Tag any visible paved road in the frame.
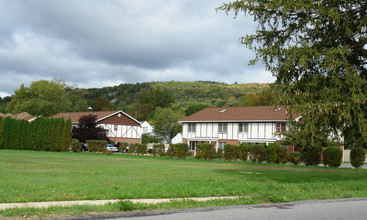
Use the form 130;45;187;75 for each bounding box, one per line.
52;198;367;220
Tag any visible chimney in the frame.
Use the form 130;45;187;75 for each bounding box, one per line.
88;107;93;112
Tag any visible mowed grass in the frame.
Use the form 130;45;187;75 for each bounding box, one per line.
1;149;367;204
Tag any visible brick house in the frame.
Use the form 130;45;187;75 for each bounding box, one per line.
52;110;141;144
179;106;299;153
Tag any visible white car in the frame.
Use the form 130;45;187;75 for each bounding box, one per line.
106;144;118;152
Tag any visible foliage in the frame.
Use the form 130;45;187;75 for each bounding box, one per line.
88;97;115;111
238;143;249;162
302;146;323;166
129;143;137;154
166;144;175;157
72;114;108;143
6;79;85;117
265;143;280;164
0;116;71;151
185;104;209;116
217;147;223;160
118;142;129;152
323;146;343;167
71;139;81;152
0;117;4;148
172;143;189;159
249;144;265;163
142;133;162;144
290;152;302;165
218;1;367;147
277;146;289;164
86;140;107;153
152;107;184;144
195;143;216;160
135;144;148;155
350;147;367;168
224;144;238;161
152;144;165;157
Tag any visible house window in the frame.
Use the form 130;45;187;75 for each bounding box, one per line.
189;141;196;150
188;123;196;133
114;125;118;131
219;142;227;149
276;122;286;132
218;123;228;133
238;123;248;133
143;127;147;132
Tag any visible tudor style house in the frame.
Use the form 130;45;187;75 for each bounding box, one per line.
179;106;297;153
52;109;142;144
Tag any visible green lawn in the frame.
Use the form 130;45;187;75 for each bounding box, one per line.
1;149;367;205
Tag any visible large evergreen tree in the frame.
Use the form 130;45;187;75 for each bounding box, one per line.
219;0;367;147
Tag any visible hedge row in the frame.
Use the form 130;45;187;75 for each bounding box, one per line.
152;144;165;157
0;116;72;151
129;143;148;155
166;143;189;159
196;143;216;160
86;140;108;153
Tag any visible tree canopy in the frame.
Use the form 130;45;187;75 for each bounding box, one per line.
72;114;108;143
152;107;185;144
218;0;367;147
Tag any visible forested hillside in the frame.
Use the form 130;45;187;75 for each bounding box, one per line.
2;80;271;121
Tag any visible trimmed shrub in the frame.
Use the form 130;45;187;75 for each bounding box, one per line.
195;143;216;160
153;144;166;157
350;147;367;168
265;142;280;163
238;143;249;162
129;143;137;154
322;146;343;167
249;144;265;163
71;139;81;152
119;142;129;152
217;148;223;160
277;146;289;164
167;144;175;157
224;144;238;161
302;145;322;166
172;143;189;159
86;140;108;153
290;152;301;165
136;144;148;155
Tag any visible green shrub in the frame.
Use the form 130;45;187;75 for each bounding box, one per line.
323;146;343;167
136;144;147;155
71;139;81;152
147;148;153;154
224;144;238;161
217;148;223;160
238;143;249;162
195;143;216;160
86;140;108;153
249;144;265;163
119;142;129;152
302;145;322;166
167;144;175;157
277;146;289;164
172;143;189;159
350;147;366;168
290;152;301;165
265;142;280;163
152;144;165;157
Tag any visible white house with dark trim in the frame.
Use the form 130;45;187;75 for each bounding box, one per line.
179;106;299;153
52;110;142;144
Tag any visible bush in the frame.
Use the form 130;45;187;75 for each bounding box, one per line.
119;142;129;152
302;145;322;166
195;143;216;160
129;143;137;154
290;152;301;165
172;143;189;159
265;143;280;163
249;144;265;163
86;140;108;153
152;144;165;157
323;146;343;167
167;144;175;157
147;148;153;154
136;144;148;155
224;144;238;161
217;148;223;160
71;139;81;152
277;146;289;164
238;143;249;162
350;147;366;168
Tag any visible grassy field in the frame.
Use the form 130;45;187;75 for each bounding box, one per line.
1;149;367;217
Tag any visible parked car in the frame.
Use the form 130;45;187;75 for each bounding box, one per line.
81;143;88;152
107;144;118;152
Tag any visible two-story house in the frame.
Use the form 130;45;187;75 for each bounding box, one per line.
180;106;297;153
52;109;142;144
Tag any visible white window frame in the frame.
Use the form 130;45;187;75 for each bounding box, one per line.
238;122;248;133
189;141;196;150
188;123;196;133
114;125;118;131
219;142;227;149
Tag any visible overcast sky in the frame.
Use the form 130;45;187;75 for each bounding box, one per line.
0;0;274;98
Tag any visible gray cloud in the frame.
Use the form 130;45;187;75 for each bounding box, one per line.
0;0;273;97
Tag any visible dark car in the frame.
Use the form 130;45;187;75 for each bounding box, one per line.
81;143;88;152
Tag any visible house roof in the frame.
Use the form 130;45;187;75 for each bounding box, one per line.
51;110;141;125
179;106;294;122
0;112;37;121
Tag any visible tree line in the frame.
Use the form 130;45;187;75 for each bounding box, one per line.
0;116;72;151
